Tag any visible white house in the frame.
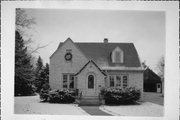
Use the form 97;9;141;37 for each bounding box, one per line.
49;38;144;103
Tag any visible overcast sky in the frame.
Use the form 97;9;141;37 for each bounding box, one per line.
25;9;165;73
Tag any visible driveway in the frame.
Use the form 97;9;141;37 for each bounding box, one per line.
14;95;89;115
100;102;163;116
141;92;164;105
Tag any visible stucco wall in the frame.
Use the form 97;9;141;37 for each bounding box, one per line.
49;39;88;90
76;62;105;97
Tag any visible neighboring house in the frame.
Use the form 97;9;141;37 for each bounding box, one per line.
49;38;144;102
143;67;162;93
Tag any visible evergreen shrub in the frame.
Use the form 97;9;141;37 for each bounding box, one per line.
39;83;51;102
100;87;141;105
49;89;75;103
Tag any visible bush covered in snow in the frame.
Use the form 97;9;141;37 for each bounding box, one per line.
39;83;51;102
49;89;75;103
100;87;141;105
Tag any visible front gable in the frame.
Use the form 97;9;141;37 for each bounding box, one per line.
50;38;88;60
75;60;106;76
49;38;89;89
75;60;106;96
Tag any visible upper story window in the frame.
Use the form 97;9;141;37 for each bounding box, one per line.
112;47;124;63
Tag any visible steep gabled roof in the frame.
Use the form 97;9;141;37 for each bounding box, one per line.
75;42;141;67
74;60;106;76
50;38;142;68
144;67;161;83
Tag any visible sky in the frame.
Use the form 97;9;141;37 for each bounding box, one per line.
25;9;165;73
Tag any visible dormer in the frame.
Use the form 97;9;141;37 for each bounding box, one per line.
111;46;124;63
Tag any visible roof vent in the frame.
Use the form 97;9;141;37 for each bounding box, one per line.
104;38;108;43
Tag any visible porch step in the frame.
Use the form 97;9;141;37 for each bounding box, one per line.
79;97;101;106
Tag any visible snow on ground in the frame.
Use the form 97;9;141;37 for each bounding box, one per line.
99;102;163;117
14;95;89;115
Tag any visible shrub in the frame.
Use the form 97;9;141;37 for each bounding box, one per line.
49;89;75;103
39;83;51;102
100;87;141;105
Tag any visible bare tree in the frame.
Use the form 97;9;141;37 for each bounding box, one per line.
16;8;49;54
156;56;165;80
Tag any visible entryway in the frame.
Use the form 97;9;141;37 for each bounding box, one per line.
85;73;96;96
157;83;161;93
79;73;100;106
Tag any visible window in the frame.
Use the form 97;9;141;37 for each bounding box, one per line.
109;75;115;87
62;74;74;89
69;75;74;88
88;75;94;89
109;75;128;88
115;51;121;63
112;47;123;63
157;84;161;88
63;74;68;88
122;76;128;87
116;75;121;87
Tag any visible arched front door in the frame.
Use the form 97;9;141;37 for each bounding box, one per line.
86;74;96;96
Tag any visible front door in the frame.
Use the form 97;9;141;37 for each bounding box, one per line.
157;83;161;93
86;74;96;96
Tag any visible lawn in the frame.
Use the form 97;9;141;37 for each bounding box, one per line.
99;92;164;116
14;92;164;116
14;95;89;115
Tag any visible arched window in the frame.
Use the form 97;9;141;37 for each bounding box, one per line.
115;51;121;63
112;47;124;63
88;75;94;89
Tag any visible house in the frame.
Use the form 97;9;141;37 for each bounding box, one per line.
143;67;162;93
49;38;144;103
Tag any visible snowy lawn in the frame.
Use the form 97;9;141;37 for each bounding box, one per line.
14;95;89;115
100;102;163;117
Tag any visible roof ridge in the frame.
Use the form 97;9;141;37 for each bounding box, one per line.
74;42;134;44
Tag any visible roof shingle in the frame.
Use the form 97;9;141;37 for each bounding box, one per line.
75;42;141;67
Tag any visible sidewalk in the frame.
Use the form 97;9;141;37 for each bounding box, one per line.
80;106;112;116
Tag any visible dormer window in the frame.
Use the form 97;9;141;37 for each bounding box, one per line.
112;46;124;63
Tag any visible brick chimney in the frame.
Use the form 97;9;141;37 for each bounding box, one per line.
104;38;108;43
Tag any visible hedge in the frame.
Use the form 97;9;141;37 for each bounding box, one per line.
100;87;141;105
39;88;75;103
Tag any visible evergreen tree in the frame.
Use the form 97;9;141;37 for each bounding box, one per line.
44;63;49;83
34;56;44;93
35;56;50;92
36;56;43;73
15;31;35;96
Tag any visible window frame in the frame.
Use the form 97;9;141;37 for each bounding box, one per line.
62;73;75;89
109;74;128;88
109;75;115;87
115;51;121;63
112;47;124;63
88;75;94;89
62;74;68;88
